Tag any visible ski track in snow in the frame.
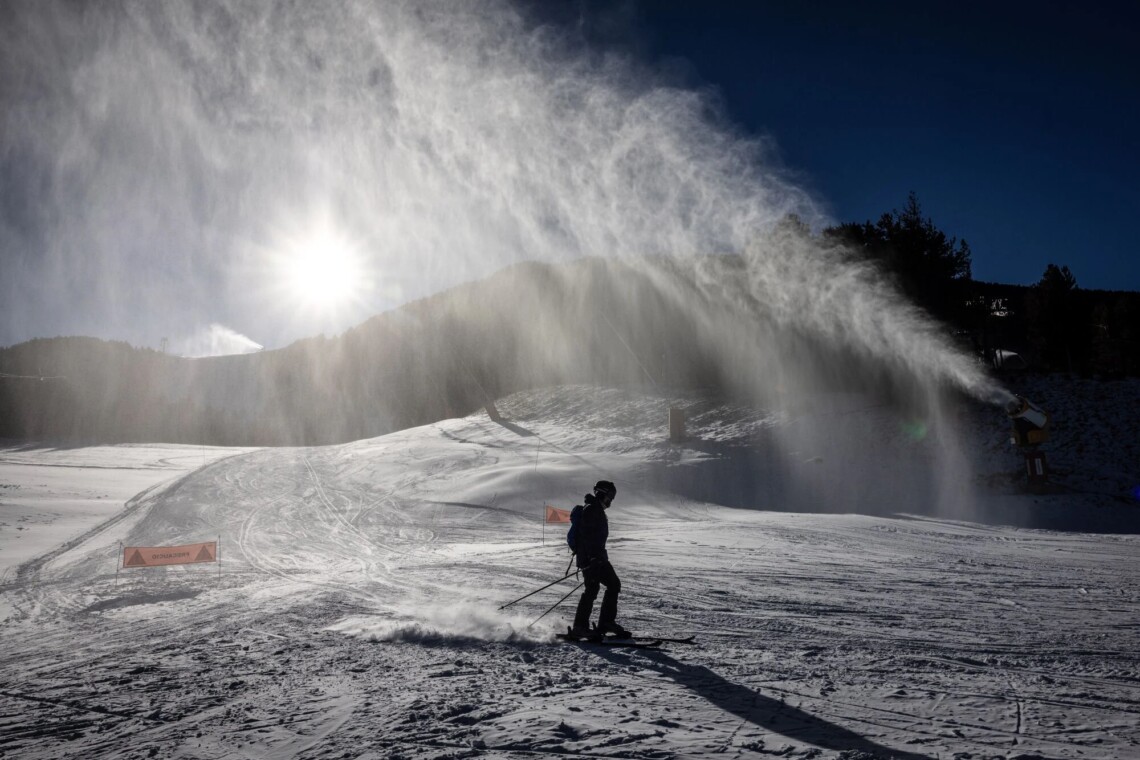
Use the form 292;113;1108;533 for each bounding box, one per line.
1;386;1138;759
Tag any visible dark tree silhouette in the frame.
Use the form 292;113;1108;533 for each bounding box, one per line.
1026;263;1084;373
824;192;973;324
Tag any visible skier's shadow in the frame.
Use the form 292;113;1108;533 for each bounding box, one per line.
585;649;934;760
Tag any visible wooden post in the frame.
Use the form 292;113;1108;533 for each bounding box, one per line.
669;406;686;443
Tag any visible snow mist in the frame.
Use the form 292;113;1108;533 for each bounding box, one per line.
329;601;550;645
1;0;1009;516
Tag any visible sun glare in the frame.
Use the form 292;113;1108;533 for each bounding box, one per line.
283;227;365;310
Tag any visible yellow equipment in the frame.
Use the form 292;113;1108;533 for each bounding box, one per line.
1007;395;1050;447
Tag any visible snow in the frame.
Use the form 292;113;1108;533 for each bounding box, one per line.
1;379;1138;759
0;443;253;583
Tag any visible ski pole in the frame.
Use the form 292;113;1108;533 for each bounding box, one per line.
527;581;584;628
564;552;575;576
498;571;578;610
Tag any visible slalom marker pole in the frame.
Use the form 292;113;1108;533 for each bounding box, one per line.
498;571;577;610
527;581;584;628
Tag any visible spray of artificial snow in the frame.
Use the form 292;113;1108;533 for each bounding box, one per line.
1;0;1014;519
177;324;264;358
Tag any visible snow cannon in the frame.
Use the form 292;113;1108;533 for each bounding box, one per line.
1007;396;1050;492
1006;396;1049;448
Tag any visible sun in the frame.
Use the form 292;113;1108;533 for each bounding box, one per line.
282;226;365;310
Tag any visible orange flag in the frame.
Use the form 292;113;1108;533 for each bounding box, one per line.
544;506;571;523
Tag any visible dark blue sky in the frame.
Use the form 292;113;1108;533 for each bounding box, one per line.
558;0;1139;290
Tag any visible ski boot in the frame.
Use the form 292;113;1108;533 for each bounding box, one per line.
567;625;603;642
596;621;632;639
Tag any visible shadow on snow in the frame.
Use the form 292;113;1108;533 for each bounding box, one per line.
588;647;935;760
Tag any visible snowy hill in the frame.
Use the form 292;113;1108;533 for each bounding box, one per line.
1;381;1138;758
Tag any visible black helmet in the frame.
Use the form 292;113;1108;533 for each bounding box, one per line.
593;480;616;501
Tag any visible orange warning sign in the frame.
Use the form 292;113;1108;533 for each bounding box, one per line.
544;506;571;523
123;541;217;568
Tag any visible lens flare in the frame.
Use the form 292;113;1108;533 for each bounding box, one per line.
901;419;929;442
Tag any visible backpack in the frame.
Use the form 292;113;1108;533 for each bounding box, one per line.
566;503;584;553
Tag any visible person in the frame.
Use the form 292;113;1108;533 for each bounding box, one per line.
570;480;630;639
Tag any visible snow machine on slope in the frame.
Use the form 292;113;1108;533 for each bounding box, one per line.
1007;395;1049;448
1006;395;1050;492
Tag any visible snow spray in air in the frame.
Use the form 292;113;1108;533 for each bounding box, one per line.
2;0;1010;515
329;601;550;645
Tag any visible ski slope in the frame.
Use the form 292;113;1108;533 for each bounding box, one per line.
1;386;1138;759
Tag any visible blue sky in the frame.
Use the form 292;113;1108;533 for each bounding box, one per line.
562;0;1138;290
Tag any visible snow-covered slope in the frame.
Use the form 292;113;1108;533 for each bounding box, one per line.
0;443;254;584
1;382;1137;758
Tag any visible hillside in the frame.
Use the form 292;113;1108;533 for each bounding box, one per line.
1;255;989;446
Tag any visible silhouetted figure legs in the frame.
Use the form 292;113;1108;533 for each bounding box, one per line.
573;560;621;631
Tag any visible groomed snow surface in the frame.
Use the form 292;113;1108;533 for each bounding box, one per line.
1;382;1138;759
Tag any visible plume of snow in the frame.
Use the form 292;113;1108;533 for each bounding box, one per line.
177;324;263;358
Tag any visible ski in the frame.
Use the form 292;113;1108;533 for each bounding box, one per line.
556;634;662;649
631;634;696;644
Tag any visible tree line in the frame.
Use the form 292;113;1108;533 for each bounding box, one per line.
821;192;1140;377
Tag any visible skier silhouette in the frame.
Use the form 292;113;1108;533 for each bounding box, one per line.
570;480;629;639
